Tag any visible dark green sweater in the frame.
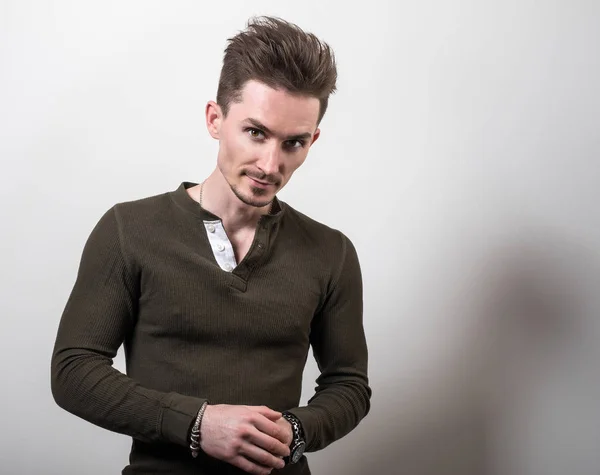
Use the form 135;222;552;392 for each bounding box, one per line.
51;182;371;474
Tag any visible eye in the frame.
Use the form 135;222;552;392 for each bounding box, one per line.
247;128;265;140
284;139;305;150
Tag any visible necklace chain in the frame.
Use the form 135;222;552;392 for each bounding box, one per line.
199;180;205;208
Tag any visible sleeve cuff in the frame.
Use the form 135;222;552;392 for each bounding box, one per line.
160;392;208;447
285;406;320;452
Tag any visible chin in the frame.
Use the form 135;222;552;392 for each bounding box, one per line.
248;191;275;208
231;183;273;208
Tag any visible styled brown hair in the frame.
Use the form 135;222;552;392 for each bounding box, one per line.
216;16;337;124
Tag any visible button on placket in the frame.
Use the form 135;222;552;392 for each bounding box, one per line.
203;220;237;272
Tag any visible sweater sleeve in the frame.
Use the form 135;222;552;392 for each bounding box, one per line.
51;206;206;447
287;232;371;452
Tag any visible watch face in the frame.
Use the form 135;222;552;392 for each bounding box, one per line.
291;441;306;463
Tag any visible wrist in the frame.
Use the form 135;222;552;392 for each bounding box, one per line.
282;412;306;465
189;401;208;458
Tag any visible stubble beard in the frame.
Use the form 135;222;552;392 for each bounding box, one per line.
230;182;273;208
218;161;278;208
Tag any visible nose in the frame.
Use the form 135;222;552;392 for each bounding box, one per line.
256;143;281;176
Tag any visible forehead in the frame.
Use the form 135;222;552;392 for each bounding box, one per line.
228;80;320;132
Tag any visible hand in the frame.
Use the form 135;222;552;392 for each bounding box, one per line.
200;404;291;475
274;417;293;447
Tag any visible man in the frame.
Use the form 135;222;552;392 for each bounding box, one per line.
51;16;371;475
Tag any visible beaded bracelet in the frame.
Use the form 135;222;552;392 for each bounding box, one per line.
189;401;208;458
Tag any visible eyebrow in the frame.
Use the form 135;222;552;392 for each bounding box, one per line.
243;118;313;141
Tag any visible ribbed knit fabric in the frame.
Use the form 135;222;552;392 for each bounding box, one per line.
51;182;371;474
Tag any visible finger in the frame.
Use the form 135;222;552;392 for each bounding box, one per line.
249;405;282;421
239;442;286;470
246;426;290;458
251;415;290;446
234;455;275;475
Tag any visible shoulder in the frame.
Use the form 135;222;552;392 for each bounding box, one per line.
281;202;358;261
107;188;178;232
282;202;341;236
86;187;178;248
113;189;171;218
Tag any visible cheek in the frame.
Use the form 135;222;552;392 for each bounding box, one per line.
221;134;252;166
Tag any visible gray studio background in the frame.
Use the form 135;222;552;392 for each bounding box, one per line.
1;1;599;474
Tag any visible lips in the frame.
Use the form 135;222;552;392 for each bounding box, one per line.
246;175;276;187
251;178;269;185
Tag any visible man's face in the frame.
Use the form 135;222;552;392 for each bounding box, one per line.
207;80;321;208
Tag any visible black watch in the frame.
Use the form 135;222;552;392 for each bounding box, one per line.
282;412;306;465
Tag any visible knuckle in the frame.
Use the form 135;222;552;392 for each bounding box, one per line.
226;448;237;460
228;440;242;455
235;426;249;439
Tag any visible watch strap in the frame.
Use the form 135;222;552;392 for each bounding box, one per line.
282;412;305;464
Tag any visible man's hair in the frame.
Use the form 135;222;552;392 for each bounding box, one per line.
216;16;337;124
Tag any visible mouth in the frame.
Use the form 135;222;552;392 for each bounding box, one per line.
247;175;276;188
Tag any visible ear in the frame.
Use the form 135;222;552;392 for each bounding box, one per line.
205;101;222;139
310;128;321;146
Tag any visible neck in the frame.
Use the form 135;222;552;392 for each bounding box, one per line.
194;168;272;232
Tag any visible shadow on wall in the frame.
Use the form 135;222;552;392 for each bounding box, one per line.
355;231;596;475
